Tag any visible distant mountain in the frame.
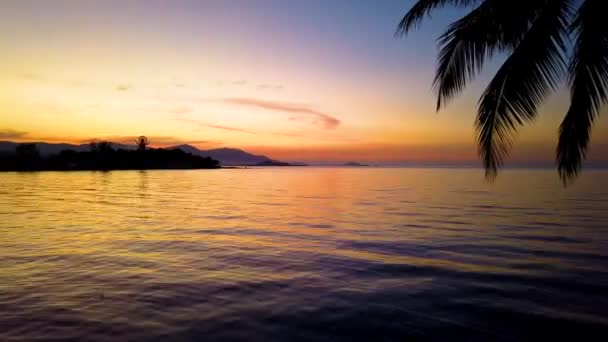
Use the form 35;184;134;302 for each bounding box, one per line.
167;144;201;155
0;141;285;166
168;145;273;166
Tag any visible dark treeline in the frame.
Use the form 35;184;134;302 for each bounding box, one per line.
0;142;220;171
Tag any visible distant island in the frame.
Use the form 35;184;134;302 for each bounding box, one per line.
0;140;220;171
255;160;308;167
343;161;369;167
0;140;306;171
0;141;294;169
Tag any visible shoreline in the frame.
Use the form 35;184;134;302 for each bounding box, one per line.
0;165;315;172
0;166;222;172
2;165;607;173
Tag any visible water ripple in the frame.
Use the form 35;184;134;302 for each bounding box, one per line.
1;168;607;341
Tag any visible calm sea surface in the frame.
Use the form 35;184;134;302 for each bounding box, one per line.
1;168;608;341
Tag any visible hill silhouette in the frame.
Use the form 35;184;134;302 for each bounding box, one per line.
167;145;272;165
0;141;286;166
0;142;219;171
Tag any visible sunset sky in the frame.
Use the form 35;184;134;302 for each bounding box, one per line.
1;0;607;164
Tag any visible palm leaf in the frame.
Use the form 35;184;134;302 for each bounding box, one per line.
434;0;546;110
557;0;608;184
475;0;571;179
396;0;479;36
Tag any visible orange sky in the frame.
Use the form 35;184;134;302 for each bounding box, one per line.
1;0;607;165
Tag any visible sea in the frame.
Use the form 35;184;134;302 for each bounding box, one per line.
1;167;607;341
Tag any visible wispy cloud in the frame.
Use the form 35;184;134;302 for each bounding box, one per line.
116;84;132;91
0;131;215;147
270;132;305;138
257;84;284;91
220;98;340;129
205;124;255;134
16;72;93;88
171;106;193;115
78;135;213;147
174;114;255;134
17;73;44;81
0;129;28;140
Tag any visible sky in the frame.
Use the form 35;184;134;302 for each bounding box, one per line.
0;0;606;165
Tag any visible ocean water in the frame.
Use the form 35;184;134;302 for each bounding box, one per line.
1;167;608;341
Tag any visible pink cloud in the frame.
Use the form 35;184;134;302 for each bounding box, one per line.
174;114;255;134
171;106;193;115
205;124;255;134
220;98;340;129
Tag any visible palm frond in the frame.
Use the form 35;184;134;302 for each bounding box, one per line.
395;0;479;36
475;0;571;179
434;0;546;110
557;0;608;184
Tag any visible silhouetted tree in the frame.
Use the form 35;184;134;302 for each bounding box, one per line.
15;143;41;170
397;0;607;184
90;141;114;153
1;143;219;171
16;143;40;158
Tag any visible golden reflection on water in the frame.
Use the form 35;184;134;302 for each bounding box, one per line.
2;168;607;268
1;168;608;340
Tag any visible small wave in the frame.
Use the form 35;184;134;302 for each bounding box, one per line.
289;222;334;229
502;234;585;244
201;215;246;220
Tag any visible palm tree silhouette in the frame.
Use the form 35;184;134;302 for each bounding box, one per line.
397;0;606;184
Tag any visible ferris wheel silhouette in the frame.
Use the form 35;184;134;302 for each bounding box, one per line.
135;136;149;150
